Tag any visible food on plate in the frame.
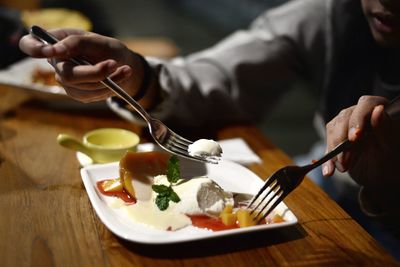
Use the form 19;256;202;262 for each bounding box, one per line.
97;178;134;204
219;204;284;228
188;139;222;157
219;205;237;226
151;155;183;211
31;67;58;86
119;151;169;201
98;178;123;193
153;175;233;216
116;174;234;231
97;151;285;231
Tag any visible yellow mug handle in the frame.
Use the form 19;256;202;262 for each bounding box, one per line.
57;133;93;158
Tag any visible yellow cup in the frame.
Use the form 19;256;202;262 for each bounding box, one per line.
57;128;140;163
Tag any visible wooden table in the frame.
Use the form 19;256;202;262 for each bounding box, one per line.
0;85;398;267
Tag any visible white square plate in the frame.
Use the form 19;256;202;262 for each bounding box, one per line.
80;159;298;244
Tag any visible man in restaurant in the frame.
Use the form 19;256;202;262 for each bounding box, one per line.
19;0;400;257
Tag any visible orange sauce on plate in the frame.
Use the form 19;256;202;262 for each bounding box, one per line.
189;215;239;231
96;180;136;204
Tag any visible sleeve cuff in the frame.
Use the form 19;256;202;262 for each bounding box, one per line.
105;56;177;125
358;186;390;217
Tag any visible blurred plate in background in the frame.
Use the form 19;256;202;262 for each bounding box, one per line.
0;57;107;109
0;57;67;100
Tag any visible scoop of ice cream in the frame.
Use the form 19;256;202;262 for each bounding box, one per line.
119;175;233;231
153;175;233;216
188;139;222;157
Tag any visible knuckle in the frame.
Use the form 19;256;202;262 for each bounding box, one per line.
326;119;334;130
66;35;83;48
64;36;88;55
96;65;109;78
337;108;349;118
357;95;387;107
335;108;352;125
325;120;337;136
358;95;370;104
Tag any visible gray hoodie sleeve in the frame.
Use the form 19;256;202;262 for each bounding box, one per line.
113;0;331;128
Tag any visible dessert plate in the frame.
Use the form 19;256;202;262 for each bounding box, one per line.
80;159;298;244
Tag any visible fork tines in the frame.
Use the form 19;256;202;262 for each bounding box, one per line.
247;175;286;224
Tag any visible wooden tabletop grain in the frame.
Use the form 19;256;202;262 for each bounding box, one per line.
0;85;398;267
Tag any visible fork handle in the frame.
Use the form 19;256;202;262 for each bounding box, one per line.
30;25;152;123
305;139;352;172
100;78;152;122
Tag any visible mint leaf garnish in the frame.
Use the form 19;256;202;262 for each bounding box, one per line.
169;190;181;203
155;195;170;211
152;155;182;211
152;184;170;195
167;155;180;183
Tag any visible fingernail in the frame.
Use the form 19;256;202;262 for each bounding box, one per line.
348;127;360;141
374;105;385;123
322;165;329;176
106;61;117;73
122;66;131;76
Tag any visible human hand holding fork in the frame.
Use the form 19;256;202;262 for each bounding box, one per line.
248;94;400;223
28;25;221;164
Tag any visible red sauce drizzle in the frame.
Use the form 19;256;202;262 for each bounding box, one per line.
189;215;270;231
96;179;136;204
189;215;239;231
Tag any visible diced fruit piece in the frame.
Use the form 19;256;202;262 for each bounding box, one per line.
99;178;123;193
271;214;285;223
236;208;256;227
220;212;237;227
221;204;233;214
121;170;136;198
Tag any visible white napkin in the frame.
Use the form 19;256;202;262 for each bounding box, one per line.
219;138;262;165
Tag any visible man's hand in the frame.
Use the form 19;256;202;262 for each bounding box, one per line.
323;95;400;214
19;29;144;102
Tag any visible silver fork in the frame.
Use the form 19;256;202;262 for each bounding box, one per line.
247;94;400;223
30;25;220;164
